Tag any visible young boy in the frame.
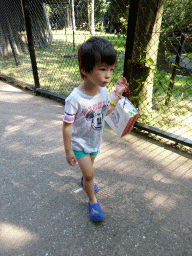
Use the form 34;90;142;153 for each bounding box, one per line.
62;36;128;221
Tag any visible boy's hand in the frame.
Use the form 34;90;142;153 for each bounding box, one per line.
66;151;77;166
116;77;129;97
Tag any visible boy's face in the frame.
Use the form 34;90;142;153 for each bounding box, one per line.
84;62;115;87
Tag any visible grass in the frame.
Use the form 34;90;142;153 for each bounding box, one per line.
36;30;127;96
150;70;192;131
0;53;34;84
10;30;126;96
153;70;192;101
0;29;191;142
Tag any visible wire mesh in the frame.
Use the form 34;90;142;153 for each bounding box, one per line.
0;0;191;144
0;0;33;84
134;0;192;142
28;0;128;97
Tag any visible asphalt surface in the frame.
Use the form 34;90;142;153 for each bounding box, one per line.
1;80;192;256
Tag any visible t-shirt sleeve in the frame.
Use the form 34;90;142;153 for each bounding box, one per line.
63;100;78;123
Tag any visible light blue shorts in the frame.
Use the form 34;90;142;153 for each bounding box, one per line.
73;150;100;159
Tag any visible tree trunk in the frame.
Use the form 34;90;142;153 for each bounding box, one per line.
0;0;52;59
43;3;53;44
27;1;52;48
90;0;95;34
87;0;91;31
0;0;20;65
124;0;164;113
67;3;72;28
6;20;20;65
0;24;11;57
71;0;76;31
138;1;164;114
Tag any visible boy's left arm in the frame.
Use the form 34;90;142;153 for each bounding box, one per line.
106;77;128;115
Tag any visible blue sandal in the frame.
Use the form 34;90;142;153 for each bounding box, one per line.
88;201;105;221
81;176;99;193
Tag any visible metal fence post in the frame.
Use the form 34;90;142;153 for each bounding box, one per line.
165;32;187;105
123;0;140;80
21;0;40;89
73;30;75;52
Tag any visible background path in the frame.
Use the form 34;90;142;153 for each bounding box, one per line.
1;81;192;256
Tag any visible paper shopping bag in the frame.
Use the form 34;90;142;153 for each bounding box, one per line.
105;95;139;137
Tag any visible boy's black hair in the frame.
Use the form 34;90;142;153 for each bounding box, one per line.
78;36;117;79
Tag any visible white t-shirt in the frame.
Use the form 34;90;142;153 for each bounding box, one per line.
63;87;111;153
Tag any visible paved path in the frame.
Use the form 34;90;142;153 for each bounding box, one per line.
1;80;192;256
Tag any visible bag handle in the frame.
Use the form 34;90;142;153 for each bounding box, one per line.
122;81;132;109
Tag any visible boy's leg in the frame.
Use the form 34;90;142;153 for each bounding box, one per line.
77;154;97;205
90;154;97;164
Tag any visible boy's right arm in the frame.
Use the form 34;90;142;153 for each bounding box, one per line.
62;122;77;166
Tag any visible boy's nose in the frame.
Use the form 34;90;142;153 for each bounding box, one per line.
105;71;111;78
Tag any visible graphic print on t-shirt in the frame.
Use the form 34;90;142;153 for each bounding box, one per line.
84;103;107;131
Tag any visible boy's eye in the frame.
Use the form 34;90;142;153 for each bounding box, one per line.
100;68;106;71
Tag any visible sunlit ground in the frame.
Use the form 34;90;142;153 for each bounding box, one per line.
0;82;192;254
0;223;38;252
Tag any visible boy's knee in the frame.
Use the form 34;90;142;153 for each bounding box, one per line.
83;174;94;182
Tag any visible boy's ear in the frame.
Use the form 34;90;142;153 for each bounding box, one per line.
81;68;87;77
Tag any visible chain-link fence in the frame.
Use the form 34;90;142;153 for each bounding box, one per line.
0;0;191;148
0;0;33;84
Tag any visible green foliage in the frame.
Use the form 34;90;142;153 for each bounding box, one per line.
187;53;192;59
94;0;129;33
162;0;192;32
160;0;192;51
125;60;150;108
